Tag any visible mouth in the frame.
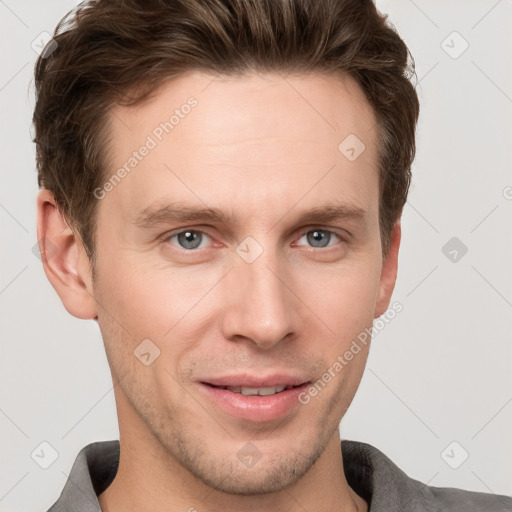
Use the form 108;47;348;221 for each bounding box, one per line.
198;380;311;423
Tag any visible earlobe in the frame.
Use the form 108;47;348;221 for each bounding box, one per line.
36;189;98;320
374;219;401;319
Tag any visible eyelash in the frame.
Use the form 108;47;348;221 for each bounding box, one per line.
160;227;346;252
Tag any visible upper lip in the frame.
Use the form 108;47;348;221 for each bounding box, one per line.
200;374;310;388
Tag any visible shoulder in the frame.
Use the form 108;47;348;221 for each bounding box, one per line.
46;440;120;512
341;439;512;511
427;484;512;511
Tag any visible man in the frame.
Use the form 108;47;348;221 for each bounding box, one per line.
33;0;511;511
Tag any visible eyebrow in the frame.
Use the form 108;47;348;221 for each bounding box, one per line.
131;201;368;231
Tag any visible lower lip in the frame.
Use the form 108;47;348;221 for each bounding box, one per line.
198;383;310;423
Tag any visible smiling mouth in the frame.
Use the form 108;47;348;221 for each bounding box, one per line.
198;380;311;422
202;383;307;396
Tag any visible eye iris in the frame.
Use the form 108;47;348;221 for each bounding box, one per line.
307;230;330;248
178;231;202;249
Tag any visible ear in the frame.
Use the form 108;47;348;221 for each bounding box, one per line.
36;189;98;320
374;219;401;318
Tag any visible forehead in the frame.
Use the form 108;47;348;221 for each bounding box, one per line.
111;69;377;144
102;70;380;228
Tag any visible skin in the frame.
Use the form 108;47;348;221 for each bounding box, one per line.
37;70;401;512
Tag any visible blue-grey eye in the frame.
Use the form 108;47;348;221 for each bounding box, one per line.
300;230;340;248
173;230;208;250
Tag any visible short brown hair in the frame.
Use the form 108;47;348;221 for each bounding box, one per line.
33;0;419;264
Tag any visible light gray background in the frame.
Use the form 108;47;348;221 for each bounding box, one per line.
1;1;511;510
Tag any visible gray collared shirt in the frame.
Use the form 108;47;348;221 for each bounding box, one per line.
46;439;512;511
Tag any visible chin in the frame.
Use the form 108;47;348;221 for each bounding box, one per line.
176;437;327;496
196;455;317;495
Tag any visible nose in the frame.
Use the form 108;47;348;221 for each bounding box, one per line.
220;247;299;350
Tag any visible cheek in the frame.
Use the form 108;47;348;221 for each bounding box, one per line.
93;267;194;396
298;259;381;339
97;261;189;333
94;256;225;364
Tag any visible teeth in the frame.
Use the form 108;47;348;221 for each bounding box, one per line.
226;386;287;396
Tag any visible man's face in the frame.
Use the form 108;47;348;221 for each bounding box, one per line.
90;70;395;493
